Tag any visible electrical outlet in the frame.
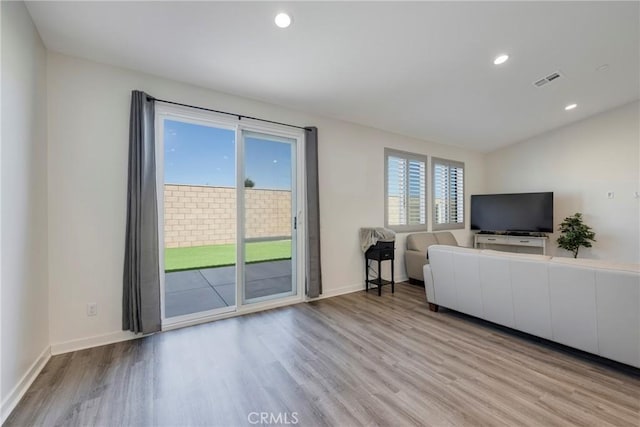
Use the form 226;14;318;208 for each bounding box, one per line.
634;192;640;199
87;303;97;316
607;191;614;199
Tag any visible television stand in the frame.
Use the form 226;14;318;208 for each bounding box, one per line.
474;233;548;255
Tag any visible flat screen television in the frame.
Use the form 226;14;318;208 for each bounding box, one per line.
470;192;554;233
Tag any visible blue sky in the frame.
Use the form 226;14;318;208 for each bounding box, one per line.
164;120;292;190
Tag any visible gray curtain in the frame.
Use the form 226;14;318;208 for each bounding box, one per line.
123;90;161;334
305;127;322;297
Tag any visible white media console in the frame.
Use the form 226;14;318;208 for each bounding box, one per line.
474;234;548;255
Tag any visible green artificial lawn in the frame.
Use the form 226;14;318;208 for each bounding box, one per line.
165;239;291;272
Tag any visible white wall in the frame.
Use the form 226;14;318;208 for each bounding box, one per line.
46;52;485;351
485;101;640;263
1;1;50;420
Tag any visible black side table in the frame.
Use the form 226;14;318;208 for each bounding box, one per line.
364;240;395;296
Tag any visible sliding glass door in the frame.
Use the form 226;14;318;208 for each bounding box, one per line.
160;118;238;320
241;131;296;304
156;105;303;326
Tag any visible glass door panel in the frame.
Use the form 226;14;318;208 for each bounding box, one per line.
162;118;237;319
242;131;296;304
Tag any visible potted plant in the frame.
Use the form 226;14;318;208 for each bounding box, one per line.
556;213;596;258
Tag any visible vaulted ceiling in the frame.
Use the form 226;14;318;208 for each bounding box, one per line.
26;1;640;151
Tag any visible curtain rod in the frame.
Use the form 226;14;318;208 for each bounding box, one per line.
146;96;309;131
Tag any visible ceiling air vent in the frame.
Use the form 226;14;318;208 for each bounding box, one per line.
533;71;563;88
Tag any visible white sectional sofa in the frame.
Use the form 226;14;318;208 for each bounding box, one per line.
423;245;640;368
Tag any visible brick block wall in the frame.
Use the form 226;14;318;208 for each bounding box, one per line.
164;184;292;248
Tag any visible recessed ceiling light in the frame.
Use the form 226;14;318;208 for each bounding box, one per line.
274;12;291;28
493;54;509;65
565;103;577;111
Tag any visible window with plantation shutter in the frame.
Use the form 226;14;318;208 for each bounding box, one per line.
384;149;427;232
432;157;465;230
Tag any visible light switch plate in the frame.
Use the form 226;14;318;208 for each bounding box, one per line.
87;303;97;316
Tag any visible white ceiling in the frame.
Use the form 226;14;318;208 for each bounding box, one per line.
26;1;640;152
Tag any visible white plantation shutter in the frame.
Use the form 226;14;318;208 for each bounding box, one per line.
407;159;426;225
387;156;407;226
433;158;465;230
385;149;427;231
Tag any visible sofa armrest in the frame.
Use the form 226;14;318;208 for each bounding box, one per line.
405;250;428;281
423;264;435;303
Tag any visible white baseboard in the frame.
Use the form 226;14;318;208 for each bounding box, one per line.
51;277;410;353
309;276;409;301
50;330;141;355
47;277;411;354
1;345;51;424
307;281;379;301
308;283;363;300
51;281;380;354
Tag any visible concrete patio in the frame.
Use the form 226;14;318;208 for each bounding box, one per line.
165;260;292;318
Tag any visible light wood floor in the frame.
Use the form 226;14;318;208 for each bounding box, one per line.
6;283;640;426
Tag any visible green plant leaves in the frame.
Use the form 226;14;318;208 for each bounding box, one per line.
556;212;596;258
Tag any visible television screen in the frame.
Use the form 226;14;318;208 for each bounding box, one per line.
470;192;553;233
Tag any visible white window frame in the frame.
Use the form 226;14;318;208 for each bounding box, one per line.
155;103;306;331
432;157;465;231
384;148;428;233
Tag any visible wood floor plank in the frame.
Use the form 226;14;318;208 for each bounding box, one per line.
5;283;640;426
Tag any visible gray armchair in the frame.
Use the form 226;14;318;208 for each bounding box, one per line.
405;232;458;284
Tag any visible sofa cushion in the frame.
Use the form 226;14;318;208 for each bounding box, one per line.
429;245;478;255
435;232;458;246
549;257;640;273
406;232;439;253
481;249;552;262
